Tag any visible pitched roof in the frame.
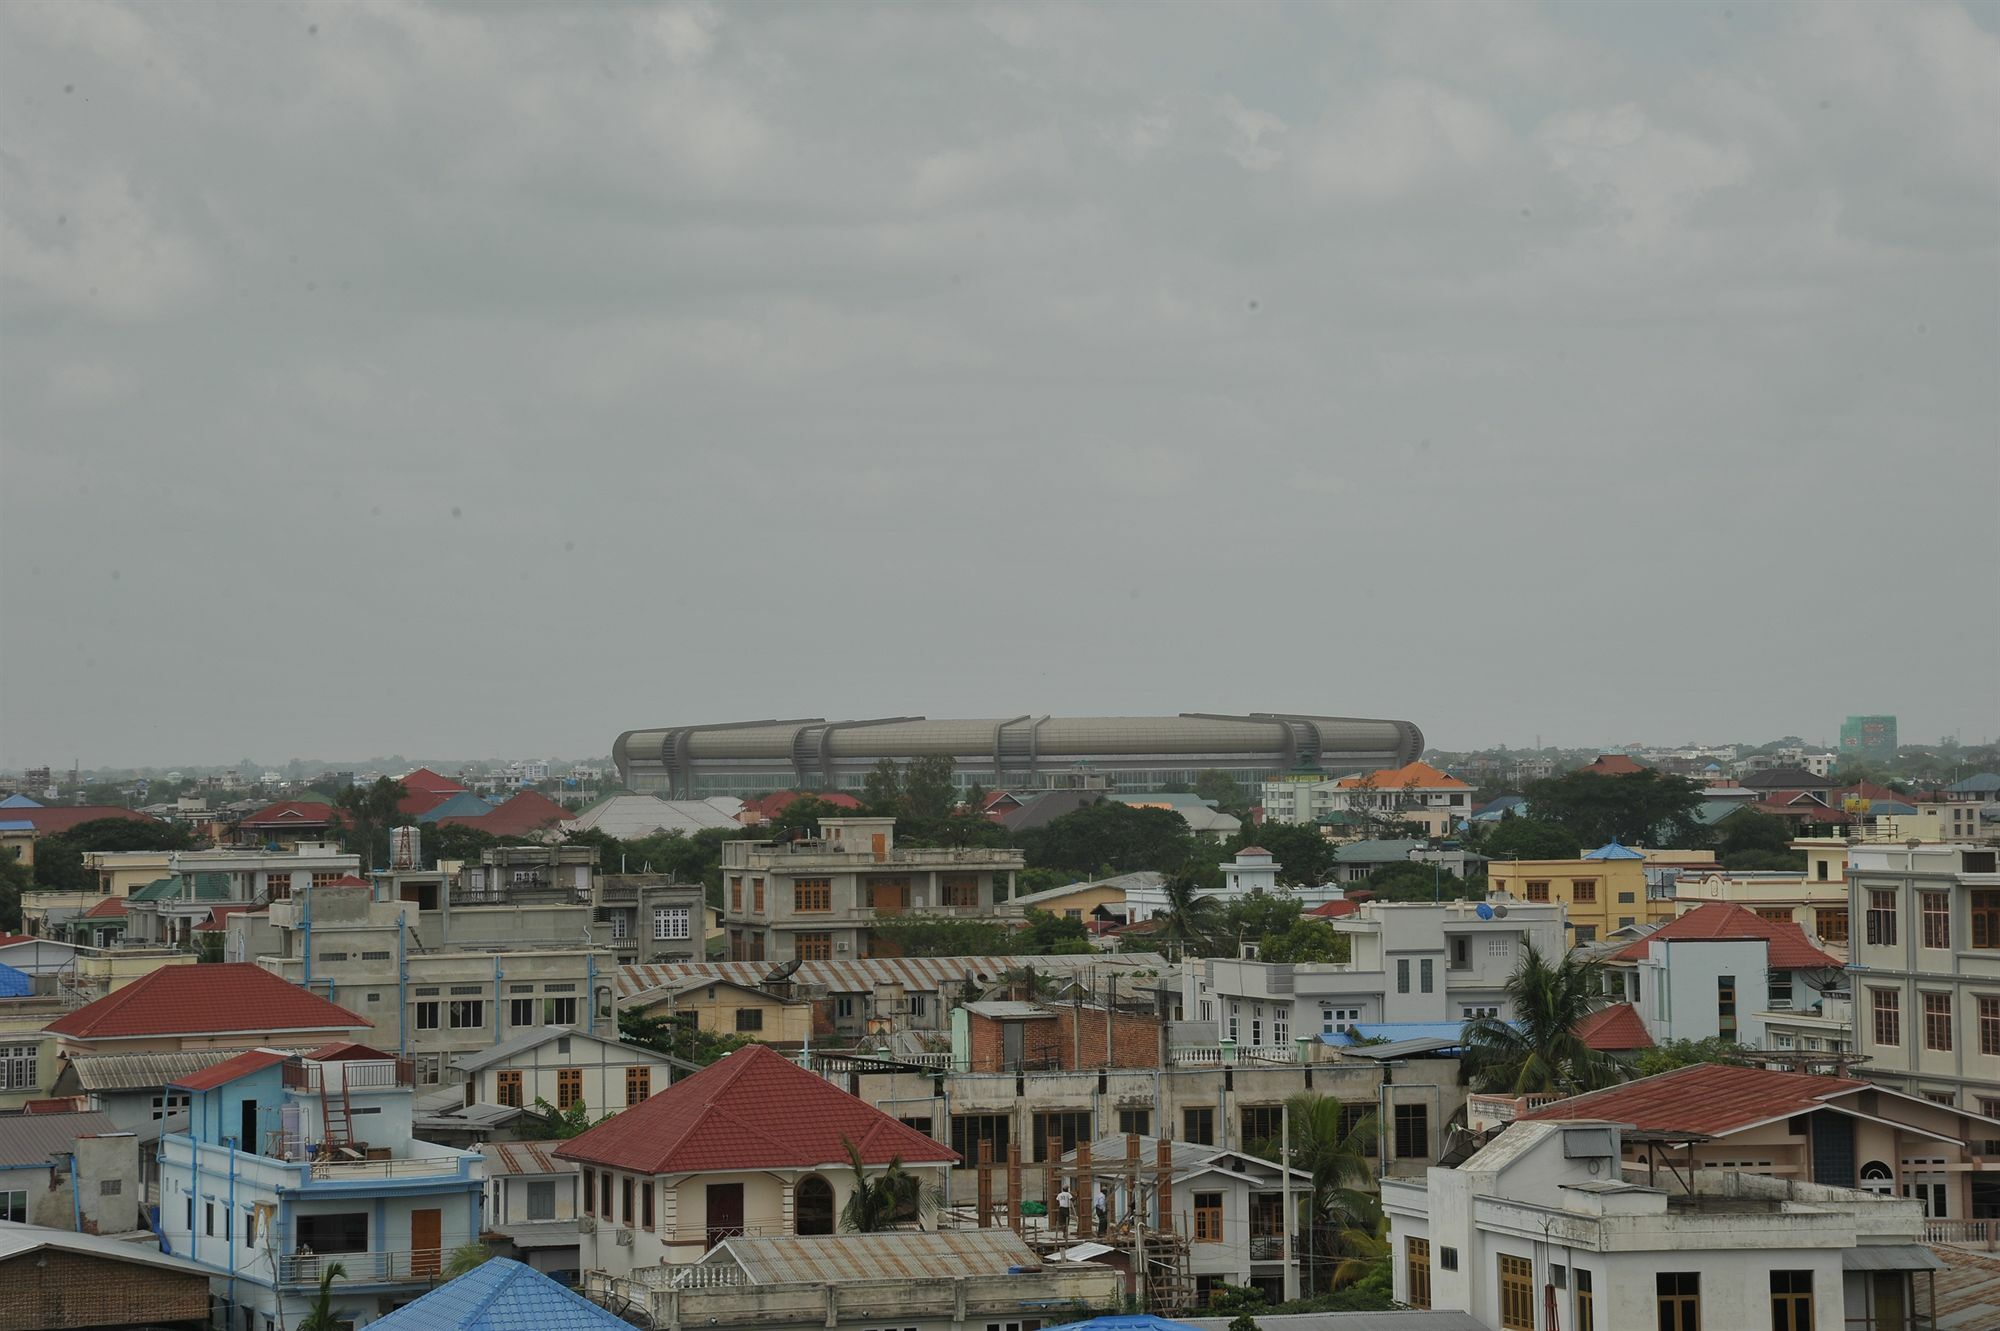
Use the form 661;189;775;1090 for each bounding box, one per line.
561;794;745;838
710;1230;1039;1284
366;1257;630;1331
61;1048;288;1093
0;1110;121;1165
1608;901;1841;969
172;1047;292;1092
237;800;336;829
439;790;575;837
478;1141;576;1177
555;1043;957;1175
453;1025;687;1075
1582;841;1645;860
1521;1063;1865;1136
1572;1002;1654;1051
1305;899;1359;919
0;962;32;998
415;791;500;824
1741;767;1830;789
616;952;1167;999
1332;838;1425;863
397;788;454;818
1334;761;1469;790
307;1040;397;1062
399;767;468;796
997;789;1105;832
1948;773;2000;795
740;791;864;820
0;1223;214;1278
45;963;369;1041
1579;754;1646;776
0;794;44;808
0;805;161;834
82;896;129;918
193;904;259;933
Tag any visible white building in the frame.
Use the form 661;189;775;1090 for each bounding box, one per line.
451;1026;689;1117
1385;1117;1942;1331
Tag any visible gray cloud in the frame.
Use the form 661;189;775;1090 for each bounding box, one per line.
2;0;1996;766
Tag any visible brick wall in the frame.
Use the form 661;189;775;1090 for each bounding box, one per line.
0;1250;210;1331
967;1006;1161;1072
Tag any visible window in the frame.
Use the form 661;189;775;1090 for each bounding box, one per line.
1575;1268;1593;1331
1406;1237;1431;1308
1497;1254;1533;1331
582;1169;594;1216
1031;1111;1092;1162
267;873;294;900
1572;879;1597;903
509;998;536;1027
1872;989;1901;1047
731;877;743;911
609;912;627;940
899;1116;933;1136
1463;1005;1499;1019
99;1177;121;1196
1922;892;1951;950
1273;1009;1288;1044
544;997;579;1025
794;879;832;912
1573;924;1597;944
1321;1005;1360;1033
910;993;928;1018
653;906;690;939
1867;889;1897;946
1657;1271;1700;1331
1981;996;2000;1056
1450;936;1470;970
206;1201;216;1236
310;871;342;890
752;878;764;912
1973;891;2000;950
1768;1263;1816;1327
626;1066;651;1105
1192;1192;1223;1242
1420;958;1434;993
1924;993;1953;1051
496;1070;523;1108
0;1043;37;1091
1183;1107;1214;1145
1438;1245;1458;1271
1769;968;1793;1010
796;932;833;961
448;999;486;1029
244;1208;256;1248
1816;907;1848;945
414;1001;439;1030
1487;936;1510;957
951;1114;1010;1170
1717;975;1737;1040
735;1007;764;1032
835;996;854;1019
1525;880;1550;903
622;1176;635;1225
1242;1105;1283;1145
642;1181;655;1229
1394;1103;1429;1158
942;875;980;907
1340;1102;1377;1155
1396;959;1410;993
1112;1107;1150;1135
526;1180;556;1221
557;1068;583;1110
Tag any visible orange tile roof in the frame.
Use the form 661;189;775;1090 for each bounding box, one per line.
556;1043;957;1176
437;790;575;838
1334;761;1469;790
82;897;129;918
45;963;369;1041
1579;754;1647;776
1522;1063;1865;1137
1573;1002;1653;1051
173;1047;292;1092
1610;901;1841;969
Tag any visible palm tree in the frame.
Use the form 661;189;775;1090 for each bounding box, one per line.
838;1137;939;1232
443;1241;492;1278
1152;868;1222;960
1255;1093;1382;1294
1462;944;1625;1096
297;1261;347;1331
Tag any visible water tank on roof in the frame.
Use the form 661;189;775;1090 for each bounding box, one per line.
389;826;421;871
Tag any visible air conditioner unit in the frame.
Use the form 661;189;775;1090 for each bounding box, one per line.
836;941;851;952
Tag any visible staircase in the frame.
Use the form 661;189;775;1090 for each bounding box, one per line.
320;1072;355;1153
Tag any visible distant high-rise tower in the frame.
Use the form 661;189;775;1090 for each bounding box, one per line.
1839;715;1897;764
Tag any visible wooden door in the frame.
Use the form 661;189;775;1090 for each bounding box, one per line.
411;1208;441;1278
705;1182;744;1248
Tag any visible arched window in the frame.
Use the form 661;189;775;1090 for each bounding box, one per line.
795;1174;835;1236
1859;1161;1894;1194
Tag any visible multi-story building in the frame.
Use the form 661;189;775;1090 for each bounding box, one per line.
1261;761;1474;838
1673;837;1854;958
1487;844;1676;946
1385;1115;1938;1331
719;817;1025;963
458;845;595;906
594;874;707;966
1185;900;1568;1039
1848;841;2000;1115
476;1142;582;1282
158;1043;484;1328
452;1026;687;1115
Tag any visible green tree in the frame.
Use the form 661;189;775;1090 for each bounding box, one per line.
865;917;1014;956
1476;815;1580;862
860;759;904;816
1015;909;1094;954
1020;802;1197;878
334;777;410;873
297;1262;348;1331
1716;810;1802;870
901;755;959;824
442;1242;494;1278
1257;919;1351;964
1522;768;1704;848
32;817;195;891
1234;822;1339;888
1462;946;1625;1096
424;821;506;869
0;849;27;932
1363;862;1471;902
1256;1093;1382;1295
838;1137;938;1232
1193;769;1250;816
770;795;851;836
520;1096;607;1140
1218;892;1309;952
1633;1037;1752;1077
619;1008;751;1066
1149;868;1223;960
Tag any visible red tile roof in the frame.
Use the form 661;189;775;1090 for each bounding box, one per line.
556;1043;957;1176
172;1047;293;1092
1609;901;1840;969
192;904;259;933
23;1097;89;1114
1;806;161;834
1305;899;1360;919
1579;754;1647;777
1334;761;1469;790
438;790;573;837
1573;1002;1653;1051
1522;1062;1865;1137
397;788;453;818
399;768;467;796
237;800;336;829
740;791;865;820
82;896;129;918
0;934;34;947
44;964;369;1042
307;1040;397;1062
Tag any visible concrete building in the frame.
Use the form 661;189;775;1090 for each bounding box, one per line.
615;714;1425;798
451;1026;689;1116
1848;842;2000;1115
1112;792;1244;840
1185;900;1568;1041
0;1110;137;1232
458;845;595;905
476;1142;582;1282
1487;844;1676;946
621;976;815;1045
0;1225;211;1331
1385;1116;1941;1331
719;817;1025;963
1263;761;1474;839
595;874;708;966
44;963;372;1060
1673;838;1854;958
158;1044;485;1329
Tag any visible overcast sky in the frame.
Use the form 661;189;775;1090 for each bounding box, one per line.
3;1;1996;770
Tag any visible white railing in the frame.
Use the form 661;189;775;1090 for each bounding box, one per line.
1167;1044;1300;1066
904;1052;953;1069
278;1249;437;1285
667;1264;747;1289
310;1155;464;1181
1169;1045;1222;1065
1925;1219;1999;1251
1468;1093;1563;1125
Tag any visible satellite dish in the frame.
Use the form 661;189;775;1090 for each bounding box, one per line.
1800;967;1848;992
1476;903;1494;921
1493;904;1509;918
763;959;803;983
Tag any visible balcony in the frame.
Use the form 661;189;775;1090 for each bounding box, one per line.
283;1058;414;1093
1925;1219;1999;1252
277;1249;440;1286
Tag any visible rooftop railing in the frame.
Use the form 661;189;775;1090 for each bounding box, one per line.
277;1249;439;1286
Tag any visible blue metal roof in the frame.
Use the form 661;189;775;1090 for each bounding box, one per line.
1062;1318;1205;1331
1321;1021;1475;1047
0;964;32;998
1583;840;1645;860
367;1259;630;1331
415;792;500;824
0;794;42;808
0;821;33;832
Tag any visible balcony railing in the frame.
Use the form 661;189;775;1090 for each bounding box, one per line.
1467;1093;1564;1125
1167;1044;1302;1067
283;1058;415;1092
277;1249;440;1285
1925;1219;1999;1251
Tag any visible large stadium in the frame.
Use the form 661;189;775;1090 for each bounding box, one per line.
613;713;1424;799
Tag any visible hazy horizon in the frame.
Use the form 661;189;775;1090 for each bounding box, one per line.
4;2;1996;769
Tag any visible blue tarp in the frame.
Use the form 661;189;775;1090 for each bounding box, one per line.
0;963;32;998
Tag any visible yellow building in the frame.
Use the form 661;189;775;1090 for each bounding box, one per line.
623;976;814;1046
1486;846;1675;946
1002;875;1137;927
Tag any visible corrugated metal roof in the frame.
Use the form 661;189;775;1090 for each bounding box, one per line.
1930;1245;2000;1329
1841;1244;1945;1272
709;1229;1038;1284
367;1257;629;1330
617;952;1167;999
0;1110;121;1165
65;1048;295;1092
479;1141;576;1176
0;1224;208;1278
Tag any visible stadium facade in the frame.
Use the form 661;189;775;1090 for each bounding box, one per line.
613;713;1424;799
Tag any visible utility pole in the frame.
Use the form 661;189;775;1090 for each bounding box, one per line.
1280;1099;1298;1301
